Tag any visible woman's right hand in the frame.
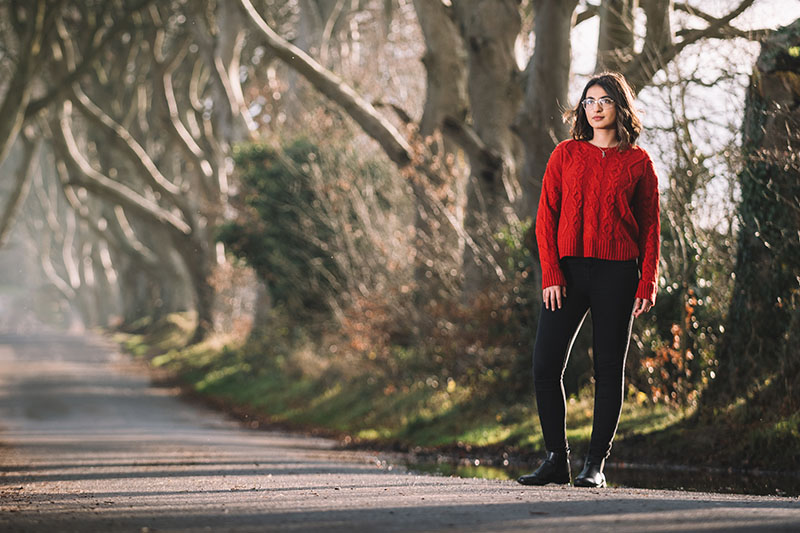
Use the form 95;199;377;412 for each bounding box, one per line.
543;285;567;311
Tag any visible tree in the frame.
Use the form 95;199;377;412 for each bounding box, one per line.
0;0;153;247
707;19;800;416
412;0;469;295
0;127;39;247
13;141;122;329
237;0;772;298
47;1;257;341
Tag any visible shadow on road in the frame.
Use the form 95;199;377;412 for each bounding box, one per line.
1;332;799;532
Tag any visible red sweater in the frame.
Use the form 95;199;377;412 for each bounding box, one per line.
535;139;660;303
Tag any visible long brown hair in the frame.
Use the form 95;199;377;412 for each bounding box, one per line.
564;71;642;151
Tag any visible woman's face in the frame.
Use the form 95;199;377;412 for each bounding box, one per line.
584;84;617;132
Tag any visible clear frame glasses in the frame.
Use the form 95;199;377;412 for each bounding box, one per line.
581;96;615;109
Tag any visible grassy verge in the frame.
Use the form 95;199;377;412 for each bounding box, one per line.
115;313;692;465
114;314;800;473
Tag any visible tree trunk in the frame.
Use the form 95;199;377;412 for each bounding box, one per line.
414;1;468;140
0;0;42;166
623;0;671;92
75;237;100;329
0;74;33;169
454;0;523;297
706;20;800;415
89;241;120;327
411;0;469;297
596;0;636;73
516;0;577;223
0;131;39;248
173;235;215;343
117;259;163;327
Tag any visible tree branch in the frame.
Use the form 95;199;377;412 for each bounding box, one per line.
575;4;599;25
0;0;43;164
0;130;40;247
673;0;757;54
673;2;717;23
37;230;77;300
320;0;346;65
23;0;155;120
194;3;258;136
237;0;413;167
53;155;161;269
372;100;414;125
626;0;759;92
151;33;215;180
675;25;771;42
441;116;503;180
70;85;185;203
56;101;192;236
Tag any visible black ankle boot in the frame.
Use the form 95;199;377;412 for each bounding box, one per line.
574;457;606;487
517;451;571;486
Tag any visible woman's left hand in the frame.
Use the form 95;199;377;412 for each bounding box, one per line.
632;298;653;317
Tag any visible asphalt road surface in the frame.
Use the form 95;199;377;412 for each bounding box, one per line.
1;332;798;532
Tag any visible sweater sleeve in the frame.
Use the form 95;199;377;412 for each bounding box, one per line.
633;155;661;303
535;143;567;289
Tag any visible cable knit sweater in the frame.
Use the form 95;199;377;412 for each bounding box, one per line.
535;139;661;303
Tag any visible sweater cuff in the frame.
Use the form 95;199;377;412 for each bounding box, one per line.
541;264;567;289
635;280;657;304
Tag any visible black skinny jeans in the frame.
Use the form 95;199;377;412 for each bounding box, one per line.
533;256;639;460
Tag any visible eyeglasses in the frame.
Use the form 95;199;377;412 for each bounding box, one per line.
581;97;615;109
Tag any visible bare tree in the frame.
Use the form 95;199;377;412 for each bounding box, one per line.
0;0;153;248
48;1;255;341
15;141;115;329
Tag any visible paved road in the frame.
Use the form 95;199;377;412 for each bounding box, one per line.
0;332;798;532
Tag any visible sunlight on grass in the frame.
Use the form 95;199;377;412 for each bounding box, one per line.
412;463;513;480
458;425;514;447
617;401;689;438
195;362;251;392
118;314;690;457
114;312;196;358
357;428;393;440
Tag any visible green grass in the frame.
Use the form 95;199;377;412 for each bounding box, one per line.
111;313;800;473
116;313;735;465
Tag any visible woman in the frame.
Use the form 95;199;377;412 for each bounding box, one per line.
517;72;660;488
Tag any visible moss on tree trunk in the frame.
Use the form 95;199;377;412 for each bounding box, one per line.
706;20;800;417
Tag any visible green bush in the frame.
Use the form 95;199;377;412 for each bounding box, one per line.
218;140;342;317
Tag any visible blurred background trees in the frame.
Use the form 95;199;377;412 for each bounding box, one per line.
0;0;797;442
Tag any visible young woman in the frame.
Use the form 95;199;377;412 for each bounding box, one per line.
517;72;660;488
